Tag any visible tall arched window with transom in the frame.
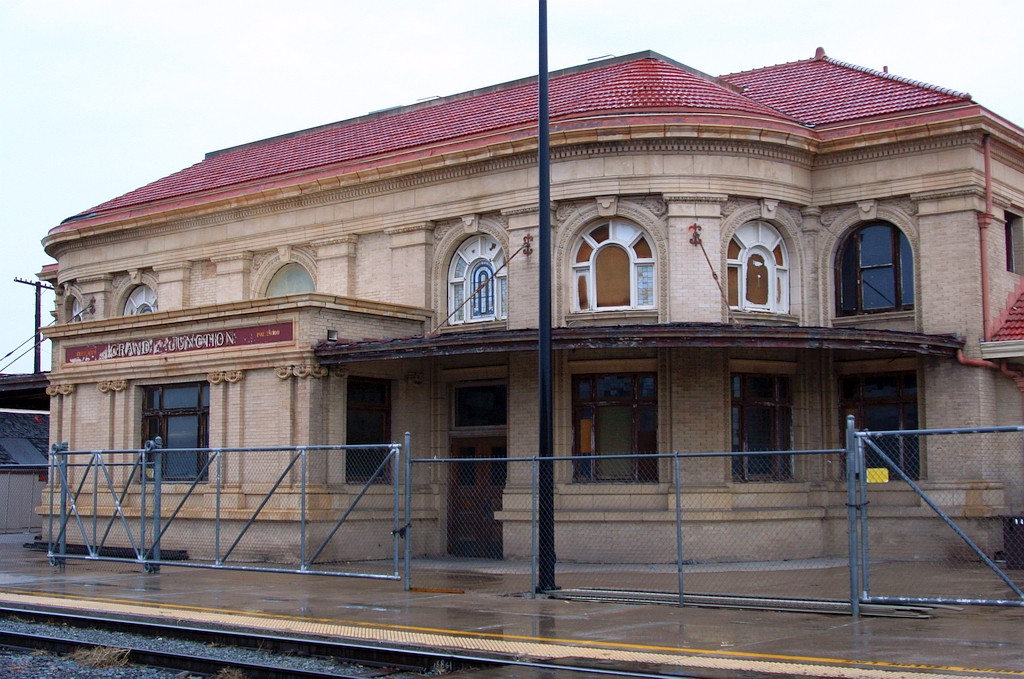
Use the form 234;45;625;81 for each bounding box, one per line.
727;221;789;314
572;220;655;312
448;235;507;325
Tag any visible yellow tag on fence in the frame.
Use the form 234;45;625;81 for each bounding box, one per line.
867;467;890;483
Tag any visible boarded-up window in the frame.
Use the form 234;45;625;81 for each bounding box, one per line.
595;246;630;307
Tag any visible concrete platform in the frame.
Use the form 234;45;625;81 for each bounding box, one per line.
2;533;1023;678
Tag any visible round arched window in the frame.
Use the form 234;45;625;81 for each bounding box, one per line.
726;221;789;314
572;220;655;312
265;263;315;297
124;285;157;315
448;235;507;325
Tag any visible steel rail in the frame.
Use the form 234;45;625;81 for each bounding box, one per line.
0;603;802;679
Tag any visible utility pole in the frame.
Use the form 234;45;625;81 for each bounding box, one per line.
536;0;556;592
14;278;53;374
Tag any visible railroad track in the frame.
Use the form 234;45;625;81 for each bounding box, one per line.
0;605;732;679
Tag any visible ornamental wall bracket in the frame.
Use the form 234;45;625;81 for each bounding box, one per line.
97;380;127;393
276;364;329;379
46;384;76;396
208;370;245;385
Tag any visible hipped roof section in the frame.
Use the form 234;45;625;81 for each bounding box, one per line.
53;48;976;233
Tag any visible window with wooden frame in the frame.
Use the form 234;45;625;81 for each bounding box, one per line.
840;372;919;479
836;222;914;316
572;220;655;312
448;235;507;325
142;383;209;482
573;373;657;482
727;221;789;314
345;379;392;483
731;374;793;482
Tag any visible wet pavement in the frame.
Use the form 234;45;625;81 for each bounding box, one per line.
1;533;1022;678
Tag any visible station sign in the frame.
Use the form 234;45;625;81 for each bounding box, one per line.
65;322;293;363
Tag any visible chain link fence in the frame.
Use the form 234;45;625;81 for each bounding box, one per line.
40;425;1024;611
407;449;852;604
48;439;405;579
854;425;1024;606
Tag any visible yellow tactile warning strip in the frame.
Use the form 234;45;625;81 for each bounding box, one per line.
0;589;1017;679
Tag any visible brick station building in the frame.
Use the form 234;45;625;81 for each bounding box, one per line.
39;49;1024;563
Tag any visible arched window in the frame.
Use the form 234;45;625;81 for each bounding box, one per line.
448;235;507;325
265;262;315;297
837;223;914;316
727;221;789;314
573;220;655;312
68;296;84;323
124;285;157;315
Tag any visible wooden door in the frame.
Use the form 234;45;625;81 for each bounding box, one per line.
447;437;506;558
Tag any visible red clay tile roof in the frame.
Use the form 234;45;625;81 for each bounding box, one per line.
57;50;978;228
721;52;971;127
991;283;1024;342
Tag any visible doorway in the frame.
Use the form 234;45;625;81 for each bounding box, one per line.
447;437;507;558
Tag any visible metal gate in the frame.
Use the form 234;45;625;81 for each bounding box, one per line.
48;435;406;580
850;419;1024;608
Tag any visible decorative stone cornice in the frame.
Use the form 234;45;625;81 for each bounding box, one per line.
46;384;76;396
663;193;729;204
207;370;244;384
814;131;979;168
275;364;329;379
97;380;127;393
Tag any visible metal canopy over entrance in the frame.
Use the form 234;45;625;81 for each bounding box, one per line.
314;323;963;365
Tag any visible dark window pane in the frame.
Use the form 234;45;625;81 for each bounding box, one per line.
865;404;900;431
864;376;899;399
745;375;775;400
862;266;896;309
573;373;657;482
346;379;391;483
163;385;199;409
347;411;386;445
491;447;507;487
900;232;914;305
455;385;507;427
349;380;388;406
840;241;858;313
347;448;390;482
596;375;633;399
638;375;656;399
840;377;859;400
859;225;894;267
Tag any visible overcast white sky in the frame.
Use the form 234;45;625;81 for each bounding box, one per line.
2;0;1023;374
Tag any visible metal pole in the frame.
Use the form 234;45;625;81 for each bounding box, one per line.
674;453;684;606
403;432;412;591
300;448;307;570
531;456;538;597
845;415;860;617
13;278;52;374
151;437;162;571
391;443;400;579
536;0;556;594
215;451;222;564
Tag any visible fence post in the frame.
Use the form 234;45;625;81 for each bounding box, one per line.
149;437;162;573
674;452;684;607
300;447;307;570
531;456;539;598
403;432;412;591
391;441;400;580
215;450;222;565
50;443;68;567
845;415;860;617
